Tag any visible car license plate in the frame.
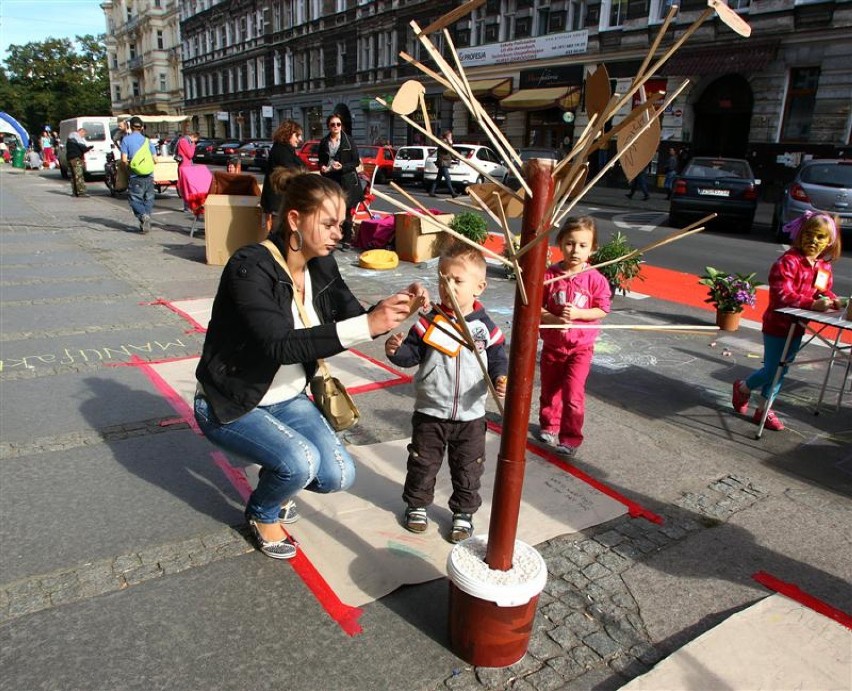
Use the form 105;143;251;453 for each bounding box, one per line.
402;172;413;177
698;189;730;197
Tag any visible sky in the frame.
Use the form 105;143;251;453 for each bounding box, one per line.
0;0;107;64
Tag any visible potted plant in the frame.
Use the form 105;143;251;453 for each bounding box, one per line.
590;231;644;296
448;211;488;245
698;266;761;331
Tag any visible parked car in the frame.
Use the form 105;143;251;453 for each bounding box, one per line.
668;157;760;232
237;140;273;171
390;145;437;185
772;158;852;240
359;144;396;184
297;139;321;171
503;147;562;190
192;138;221;163
423;144;508;189
210;139;245;165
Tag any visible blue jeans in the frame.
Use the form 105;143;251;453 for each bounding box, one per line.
194;393;356;523
128;174;155;220
430;165;456;195
745;333;803;400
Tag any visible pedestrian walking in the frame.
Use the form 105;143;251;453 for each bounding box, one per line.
731;212;843;431
538;216;611;457
385;241;508;543
119;116;157;233
65;128;93;197
429;130;458;198
261;119;306;230
40;127;57;168
174;131;200;211
319;113;361;249
663;147;678;199
625;166;650;201
194;173;430;560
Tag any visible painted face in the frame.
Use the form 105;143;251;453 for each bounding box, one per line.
292;196;345;258
799;225;832;258
558;228;595;271
438;257;487;316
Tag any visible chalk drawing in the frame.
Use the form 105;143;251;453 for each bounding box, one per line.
0;339;189;372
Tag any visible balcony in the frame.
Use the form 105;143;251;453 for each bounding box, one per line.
128;56;144;72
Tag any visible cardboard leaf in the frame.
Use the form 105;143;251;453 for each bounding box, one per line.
466;182;526;219
584;65;611;120
617;113;661;182
708;0;752;36
392;80;426;115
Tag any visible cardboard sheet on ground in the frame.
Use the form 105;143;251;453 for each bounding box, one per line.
248;432;626;607
622;593;852;690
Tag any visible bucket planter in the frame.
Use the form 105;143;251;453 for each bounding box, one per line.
715;310;742;331
447;535;547;667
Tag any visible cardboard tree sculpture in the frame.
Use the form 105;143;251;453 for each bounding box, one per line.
377;0;752;667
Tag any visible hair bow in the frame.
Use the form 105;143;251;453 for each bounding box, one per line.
782;210;837;243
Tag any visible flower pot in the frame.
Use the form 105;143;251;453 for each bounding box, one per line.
716;310;741;331
447;536;547;667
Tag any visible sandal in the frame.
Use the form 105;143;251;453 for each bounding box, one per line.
404;506;429;533
247;519;297;560
450;512;474;543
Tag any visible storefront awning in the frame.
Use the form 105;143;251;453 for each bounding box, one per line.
658;40;779;76
443;78;513;102
499;86;580;111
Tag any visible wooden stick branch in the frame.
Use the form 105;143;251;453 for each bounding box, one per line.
376;96;522;201
420;312;472;349
370;186;514;267
495;191;528;306
420;0;486;35
440;273;504;415
540;324;718;332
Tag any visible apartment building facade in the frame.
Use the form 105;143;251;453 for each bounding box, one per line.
178;0;850;191
101;0;183;117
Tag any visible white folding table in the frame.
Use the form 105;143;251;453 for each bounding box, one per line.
755;307;852;439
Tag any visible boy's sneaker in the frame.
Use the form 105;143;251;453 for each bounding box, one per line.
753;409;785;431
404;506;428;533
539;430;558;447
555;444;577;458
450;513;474;543
732;380;750;414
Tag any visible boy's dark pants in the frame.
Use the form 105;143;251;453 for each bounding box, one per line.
403;412;486;514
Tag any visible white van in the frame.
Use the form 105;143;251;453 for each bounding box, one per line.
58;116;118;179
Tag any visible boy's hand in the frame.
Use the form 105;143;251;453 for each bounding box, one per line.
385;332;404;356
495;375;507;398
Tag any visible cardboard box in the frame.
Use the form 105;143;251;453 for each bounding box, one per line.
394;211;454;263
204;195;264;266
153;157;178;183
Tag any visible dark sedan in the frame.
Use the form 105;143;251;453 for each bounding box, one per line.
237;141;273;171
210;140;245;165
192;138;221;163
669;157;760;232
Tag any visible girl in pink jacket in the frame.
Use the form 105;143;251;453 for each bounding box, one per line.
732;212;843;430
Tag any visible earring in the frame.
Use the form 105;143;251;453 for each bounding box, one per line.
289;229;303;252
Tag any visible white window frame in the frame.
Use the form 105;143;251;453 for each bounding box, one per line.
600;0;627;29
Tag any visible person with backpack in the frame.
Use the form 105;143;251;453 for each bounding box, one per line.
119;116;158;234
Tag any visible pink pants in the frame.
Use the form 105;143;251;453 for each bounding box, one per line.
538;345;594;447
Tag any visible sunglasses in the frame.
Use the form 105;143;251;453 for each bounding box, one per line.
330;122;342;128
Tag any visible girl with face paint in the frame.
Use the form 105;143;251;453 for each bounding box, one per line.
731;212;843;431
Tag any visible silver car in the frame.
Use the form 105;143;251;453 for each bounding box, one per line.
773;159;852;240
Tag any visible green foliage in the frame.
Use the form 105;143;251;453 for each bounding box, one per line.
698;266;761;313
590;231;644;295
448;211;488;245
1;35;110;135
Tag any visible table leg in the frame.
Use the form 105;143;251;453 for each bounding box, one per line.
815;331;843;414
756;324;797;440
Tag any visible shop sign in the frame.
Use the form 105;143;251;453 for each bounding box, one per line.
360;95;393;111
458;30;588;67
520;65;584;89
261;105;273;118
216;111;229;121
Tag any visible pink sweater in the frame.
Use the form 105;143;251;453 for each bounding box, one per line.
541;262;611;354
762;248;836;337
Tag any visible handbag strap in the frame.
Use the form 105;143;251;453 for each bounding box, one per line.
261;239;332;379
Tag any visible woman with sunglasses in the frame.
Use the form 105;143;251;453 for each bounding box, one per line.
318;113;362;249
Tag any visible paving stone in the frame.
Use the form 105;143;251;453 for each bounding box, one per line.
564;571;590;590
521;663;568;691
564;611;600;637
123;563;164;586
614;521;644;538
564;548;595;568
605;619;645;648
571;643;603;669
576;538;607;556
507;653;543;678
597;551;630;573
444;668;481;690
189;549;217;567
7;589;50;618
658;523;688;539
569;666;624;691
546;556;576;577
584;631;621;659
612;592;639;612
556;587;587;610
201;529;239;549
596;574;626;595
595;530;626;547
526;633;565;661
474;666;511;688
158;554;195;575
39;570;79;592
546;653;586;681
540;599;574;625
543;577;573;598
612;542;642;560
631;537;658;554
627;612;645;632
609;654;651;679
112;554;143;574
631;641;664;666
49;581;84;606
582;562;612;581
643;529;671;547
547;624;580;650
504;678;535;691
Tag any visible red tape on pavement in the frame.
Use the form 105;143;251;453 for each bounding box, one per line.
752;571;852;630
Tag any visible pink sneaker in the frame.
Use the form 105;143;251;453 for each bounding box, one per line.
732;380;750;414
753;409;785;431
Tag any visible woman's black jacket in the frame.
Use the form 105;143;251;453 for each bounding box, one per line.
260;142;304;214
318;132;361;205
195;234;367;423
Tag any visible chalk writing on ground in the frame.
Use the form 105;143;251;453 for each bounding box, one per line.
0;339;189;372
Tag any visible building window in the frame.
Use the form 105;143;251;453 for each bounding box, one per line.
111;53;118;69
157;30;165;50
132;80;140;97
115;85;121;101
484;23;500;42
781;67;820;142
336;41;346;74
600;0;626;28
567;0;586;30
154;0;161;6
336;0;346;11
729;0;749;8
537;6;550;34
129;42;137;60
515;16;532;38
649;0;674;22
455;28;471;46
